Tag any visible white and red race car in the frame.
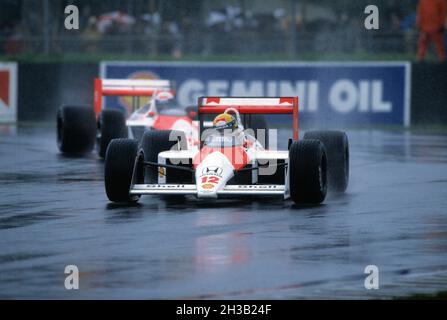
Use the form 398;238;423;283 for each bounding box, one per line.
104;97;349;204
56;78;199;157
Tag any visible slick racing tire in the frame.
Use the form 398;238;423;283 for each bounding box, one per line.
104;138;139;203
141;130;187;183
289;139;327;204
303;130;349;192
57;105;96;154
98;109;127;159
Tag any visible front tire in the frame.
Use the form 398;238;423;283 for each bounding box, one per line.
289;139;327;204
98;109;127;159
57;105;96;154
141;130;187;183
303;130;349;192
104;139;139;203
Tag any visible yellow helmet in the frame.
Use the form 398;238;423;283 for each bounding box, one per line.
213;113;238;131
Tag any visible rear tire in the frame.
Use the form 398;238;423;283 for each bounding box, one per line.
104;139;139;203
57;105;96;154
141;130;187;183
303;130;349;192
289;139;327;204
98;109;127;159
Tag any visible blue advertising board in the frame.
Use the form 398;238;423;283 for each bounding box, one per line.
100;61;411;126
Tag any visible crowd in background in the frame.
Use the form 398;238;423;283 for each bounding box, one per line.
0;0;446;60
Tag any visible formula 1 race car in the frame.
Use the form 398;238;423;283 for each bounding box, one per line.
104;97;349;204
56;78;199;158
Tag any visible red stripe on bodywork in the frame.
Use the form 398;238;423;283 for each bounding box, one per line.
193;146;249;170
153;115;192;130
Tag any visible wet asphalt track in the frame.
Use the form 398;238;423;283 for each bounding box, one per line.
0;123;447;299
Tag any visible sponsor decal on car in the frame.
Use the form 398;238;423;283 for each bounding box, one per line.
237;185;280;189
201;166;223;177
201;176;220;184
200;175;220;190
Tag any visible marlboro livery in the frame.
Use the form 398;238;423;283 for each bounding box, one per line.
56;78;198;158
104;96;349;204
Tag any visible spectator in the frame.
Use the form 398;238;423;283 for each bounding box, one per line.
416;0;446;62
82;16;100;54
167;21;182;58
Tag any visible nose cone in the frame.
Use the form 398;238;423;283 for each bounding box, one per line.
196;151;234;198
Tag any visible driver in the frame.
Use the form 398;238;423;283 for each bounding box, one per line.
213;112;238;133
154;91;177;111
212;111;255;148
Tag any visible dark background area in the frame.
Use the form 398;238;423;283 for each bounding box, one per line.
0;0;426;60
411;63;447;125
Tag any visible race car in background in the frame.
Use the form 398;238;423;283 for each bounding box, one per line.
56;78;199;158
104;97;349;205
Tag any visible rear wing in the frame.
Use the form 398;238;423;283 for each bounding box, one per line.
198;97;299;140
93;78;173;116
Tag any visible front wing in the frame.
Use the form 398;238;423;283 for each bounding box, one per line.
130;184;286;196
